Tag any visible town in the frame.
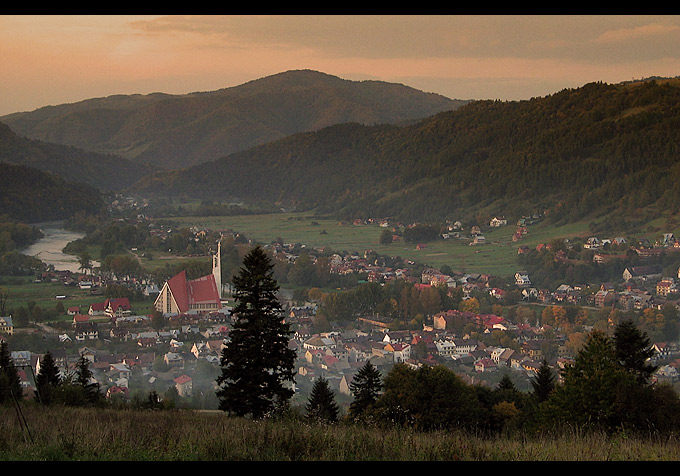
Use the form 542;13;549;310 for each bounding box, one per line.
3;201;680;411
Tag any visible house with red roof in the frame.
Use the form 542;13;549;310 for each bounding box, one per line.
88;301;107;316
174;374;193;397
72;314;90;327
105;298;131;319
154;269;221;316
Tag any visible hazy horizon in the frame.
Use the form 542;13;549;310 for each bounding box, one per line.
1;15;679;116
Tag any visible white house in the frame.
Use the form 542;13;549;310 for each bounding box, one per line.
515;272;531;287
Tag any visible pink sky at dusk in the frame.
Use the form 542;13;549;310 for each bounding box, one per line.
1;15;679;116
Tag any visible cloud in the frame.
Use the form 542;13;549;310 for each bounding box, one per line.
596;22;680;43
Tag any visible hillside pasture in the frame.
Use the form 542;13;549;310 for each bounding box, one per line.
164;212;592;278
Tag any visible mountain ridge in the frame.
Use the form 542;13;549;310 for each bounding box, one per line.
1;70;468;170
128;78;680;229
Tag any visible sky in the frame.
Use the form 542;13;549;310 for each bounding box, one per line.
1;15;680;116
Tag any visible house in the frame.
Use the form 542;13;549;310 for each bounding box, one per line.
428;273;456;288
662;233;676;247
67;306;80;316
583;237;601;249
623;265;664;282
105;298;131;319
594;290;615;308
79;347;97;363
521;360;543;375
106;386;129;400
657;279;676;297
496;348;516;366
0;316;14;336
470;235;486;246
174;374;193;397
521;340;544;361
652;342;673;362
163;352;184;367
88;302;107;316
435;340;457;358
515;272;531;287
75;322;99;341
72;314;90;327
474;357;497;372
384;342;411;363
108;363;131;381
489;217;507;227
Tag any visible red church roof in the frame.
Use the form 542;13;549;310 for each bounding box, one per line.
165;270;220;313
187;274;220;306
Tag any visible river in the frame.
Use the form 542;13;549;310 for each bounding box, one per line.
21;221;98;273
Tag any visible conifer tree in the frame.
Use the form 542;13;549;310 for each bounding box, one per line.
613;320;657;386
530;359;556;403
75;355;101;405
540;330;638;431
305;376;339;423
348;360;383;419
216;246;296;419
0;341;22;404
35;351;61;405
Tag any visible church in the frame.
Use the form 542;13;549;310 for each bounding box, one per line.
154;242;223;316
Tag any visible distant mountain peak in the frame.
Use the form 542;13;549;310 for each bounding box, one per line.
0;70;467;170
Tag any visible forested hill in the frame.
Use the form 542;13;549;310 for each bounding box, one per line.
0;70;466;170
0;122;155;191
129;78;680;227
0;162;103;223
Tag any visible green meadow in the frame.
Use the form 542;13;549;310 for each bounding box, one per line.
165;212;593;279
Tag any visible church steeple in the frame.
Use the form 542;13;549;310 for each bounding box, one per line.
212;239;222;300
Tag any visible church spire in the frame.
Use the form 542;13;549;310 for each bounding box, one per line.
213;239;222;300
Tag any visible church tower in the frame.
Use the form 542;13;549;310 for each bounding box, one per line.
212;240;222;300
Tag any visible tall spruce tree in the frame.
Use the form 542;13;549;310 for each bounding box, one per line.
613;320;657;386
530;359;556;403
35;351;61;405
0;341;22;404
305;376;339;423
216;246;296;419
348;360;383;419
75;355;101;405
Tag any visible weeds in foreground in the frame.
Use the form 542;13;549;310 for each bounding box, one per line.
1;405;679;461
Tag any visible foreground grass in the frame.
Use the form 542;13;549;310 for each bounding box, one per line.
1;406;679;461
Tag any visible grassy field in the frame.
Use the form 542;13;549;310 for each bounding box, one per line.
165;212;593;278
0;276;155;323
1;405;678;461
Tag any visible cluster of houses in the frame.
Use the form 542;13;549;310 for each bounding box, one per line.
6;212;680;404
5;269;680;405
511;263;680;312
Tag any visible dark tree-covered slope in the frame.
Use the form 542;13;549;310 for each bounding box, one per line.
129;79;680;225
0;162;103;223
0;122;155;191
